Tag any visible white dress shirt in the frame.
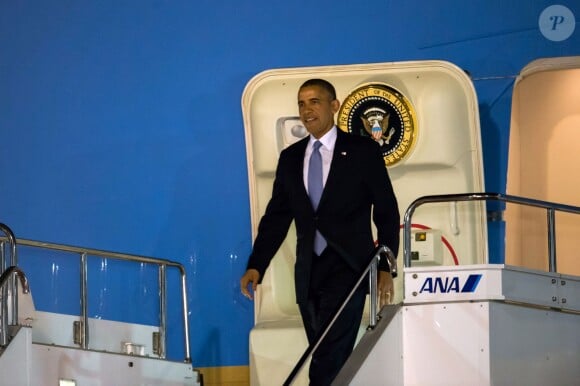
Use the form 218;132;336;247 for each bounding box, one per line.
303;126;337;194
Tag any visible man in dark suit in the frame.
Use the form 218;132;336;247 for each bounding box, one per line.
241;78;400;385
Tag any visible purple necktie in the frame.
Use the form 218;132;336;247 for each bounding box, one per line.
308;141;327;255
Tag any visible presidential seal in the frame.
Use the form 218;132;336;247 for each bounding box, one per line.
337;84;417;167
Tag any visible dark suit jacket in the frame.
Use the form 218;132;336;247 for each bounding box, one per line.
247;129;400;304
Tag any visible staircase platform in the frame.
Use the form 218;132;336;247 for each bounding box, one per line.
0;326;201;386
337;264;580;385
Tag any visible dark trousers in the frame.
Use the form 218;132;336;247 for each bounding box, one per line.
298;247;366;386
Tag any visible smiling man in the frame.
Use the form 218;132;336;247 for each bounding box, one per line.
240;78;400;385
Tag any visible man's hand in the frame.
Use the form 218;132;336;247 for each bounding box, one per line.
378;270;394;308
240;269;260;300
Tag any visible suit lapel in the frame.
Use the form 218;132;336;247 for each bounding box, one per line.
292;138;313;211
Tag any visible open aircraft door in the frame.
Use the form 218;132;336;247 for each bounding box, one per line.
506;55;580;277
241;60;487;385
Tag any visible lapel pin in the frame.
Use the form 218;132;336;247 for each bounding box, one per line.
341;152;347;156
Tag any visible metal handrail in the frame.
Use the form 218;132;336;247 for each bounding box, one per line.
403;192;580;271
0;223;18;328
0;236;191;363
283;245;393;386
0;223;17;266
0;266;29;295
0;266;29;346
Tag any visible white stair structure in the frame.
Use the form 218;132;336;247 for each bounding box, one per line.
0;225;202;386
1;326;200;386
337;264;580;385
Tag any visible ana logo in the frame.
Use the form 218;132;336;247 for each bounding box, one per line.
419;274;482;294
337;83;417;167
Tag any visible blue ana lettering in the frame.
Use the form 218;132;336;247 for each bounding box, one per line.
419;274;482;294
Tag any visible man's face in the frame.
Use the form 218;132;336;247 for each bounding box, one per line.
298;85;340;139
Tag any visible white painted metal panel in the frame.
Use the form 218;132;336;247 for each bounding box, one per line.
403;302;491;385
404;264;504;304
404;264;580;313
0;327;32;386
30;344;199;386
347;309;404;386
31;311;159;357
489;302;580;385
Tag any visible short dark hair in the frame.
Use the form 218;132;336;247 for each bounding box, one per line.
299;78;337;100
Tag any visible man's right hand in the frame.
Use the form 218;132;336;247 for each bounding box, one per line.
240;269;260;300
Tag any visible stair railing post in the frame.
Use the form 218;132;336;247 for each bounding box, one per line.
80;252;89;349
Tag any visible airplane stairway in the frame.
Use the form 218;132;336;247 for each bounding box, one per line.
280;193;580;386
0;223;202;386
335;193;580;385
335;264;580;385
0;326;201;385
